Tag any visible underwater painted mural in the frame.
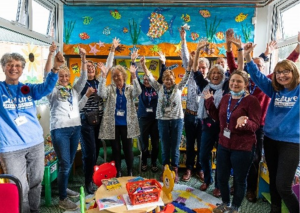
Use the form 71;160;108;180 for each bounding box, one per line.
63;6;255;57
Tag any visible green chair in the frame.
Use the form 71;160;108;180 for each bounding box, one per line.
99;138;142;173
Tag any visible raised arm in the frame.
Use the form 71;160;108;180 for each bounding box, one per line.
44;42;57;73
230;35;244;71
286;31;300;62
73;47;88;93
78;87;95;110
97;62;109;99
179;27;189;69
140;56;161;91
192;51;208;91
157;51;166;84
130;49;142;85
129;64;142;98
106;37;120;69
192;40;209;72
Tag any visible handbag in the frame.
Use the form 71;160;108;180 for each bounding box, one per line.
85;111;100;125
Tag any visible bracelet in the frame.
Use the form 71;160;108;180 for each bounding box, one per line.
81;60;87;64
52;67;60;71
238;48;244;51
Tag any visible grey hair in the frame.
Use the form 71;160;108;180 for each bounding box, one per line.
198;57;210;69
1;53;26;69
207;64;225;81
252;57;264;64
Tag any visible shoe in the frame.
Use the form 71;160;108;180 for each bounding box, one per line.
213;188;221;198
141;164;148;172
173;167;179;183
200;183;210;191
196;170;204;182
246;191;257;203
227;206;239;213
212;203;229;213
230;186;234;195
182;169;192;182
66;188;79;198
151;164;158;173
85;182;96;194
270;204;281;213
59;197;78;210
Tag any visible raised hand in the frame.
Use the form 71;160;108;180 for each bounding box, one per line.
202;90;214;100
196;40;209;51
179;27;186;41
131;49;139;62
86;87;96;97
157;51;166;64
49;42;57;54
244;43;257;56
264;41;277;56
235;116;248;129
79;47;86;59
129;65;137;79
112;37;120;49
53;51;65;69
98;62;108;77
229;35;243;49
140;56;146;66
188;51;195;69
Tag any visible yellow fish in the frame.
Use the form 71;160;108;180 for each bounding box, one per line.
215;31;224;40
235;13;248;22
181;14;191;22
199;10;211;18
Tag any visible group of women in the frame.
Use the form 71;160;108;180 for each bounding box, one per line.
0;26;299;213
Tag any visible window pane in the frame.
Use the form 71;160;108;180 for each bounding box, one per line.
0;0;19;21
32;0;50;35
281;3;300;39
274;44;300;70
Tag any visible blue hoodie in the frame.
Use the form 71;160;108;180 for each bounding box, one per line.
0;71;58;153
246;61;299;144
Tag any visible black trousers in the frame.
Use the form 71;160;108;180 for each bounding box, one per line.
110;125;133;174
264;136;299;213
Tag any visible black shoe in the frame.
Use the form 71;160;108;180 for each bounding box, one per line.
85;182;96;194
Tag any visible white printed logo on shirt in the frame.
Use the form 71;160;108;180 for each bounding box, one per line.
274;94;297;108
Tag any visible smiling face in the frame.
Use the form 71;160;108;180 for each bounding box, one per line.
253;57;265;72
58;69;70;87
229;73;247;94
208;65;224;85
162;70;175;89
3;60;24;84
143;75;151;87
198;61;209;77
87;61;96;79
112;69;125;88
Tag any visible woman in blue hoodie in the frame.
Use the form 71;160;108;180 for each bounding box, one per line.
245;44;299;213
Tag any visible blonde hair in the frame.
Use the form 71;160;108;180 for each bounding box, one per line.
111;65;127;81
272;59;300;91
162;70;175;82
59;65;70;76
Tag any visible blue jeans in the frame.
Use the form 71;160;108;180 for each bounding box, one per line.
80;114;102;186
200;118;219;186
51;126;81;200
0;143;44;213
184;113;202;171
217;144;254;208
158;119;183;167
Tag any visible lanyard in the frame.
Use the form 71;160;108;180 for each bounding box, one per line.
226;92;245;125
86;80;98;90
4;82;20;116
248;79;257;95
146;87;153;106
68;90;73;106
116;86;125;110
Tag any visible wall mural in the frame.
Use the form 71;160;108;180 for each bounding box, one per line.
63;6;255;57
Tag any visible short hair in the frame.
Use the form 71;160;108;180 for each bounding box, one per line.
272;59;300;91
111;65;127;81
87;60;100;79
198;57;210;69
207;64;225;82
58;65;70;76
162;70;175;82
1;53;26;69
252;57;264;64
229;70;249;86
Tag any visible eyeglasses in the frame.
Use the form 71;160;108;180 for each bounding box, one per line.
275;70;291;76
6;64;23;69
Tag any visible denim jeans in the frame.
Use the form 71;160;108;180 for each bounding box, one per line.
0;143;44;213
200;118;219;186
138;117;159;165
80;114;102;186
217;144;254;208
158;119;183;167
264;136;299;213
184;113;202;171
51;126;81;200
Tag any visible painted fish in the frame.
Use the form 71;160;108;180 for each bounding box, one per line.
215;31;224;40
79;32;90;40
110;10;121;19
190;32;199;41
181;14;191;22
122;27;128;33
71;63;80;74
235;13;248;22
82;16;93;25
199;10;211;18
103;27;111;36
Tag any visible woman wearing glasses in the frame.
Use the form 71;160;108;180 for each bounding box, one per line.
245;43;299;213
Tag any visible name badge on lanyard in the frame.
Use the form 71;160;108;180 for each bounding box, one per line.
146;107;153;112
223;127;231;138
117;109;125;116
15;116;28;126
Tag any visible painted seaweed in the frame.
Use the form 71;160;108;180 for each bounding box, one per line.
128;19;141;45
204;16;222;43
242;23;251;43
64;21;76;44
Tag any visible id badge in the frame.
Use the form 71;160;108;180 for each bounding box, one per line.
165;107;171;112
117;110;125;116
146;107;153;112
68;110;78;119
223;128;231;139
15;116;28;126
99;105;103;111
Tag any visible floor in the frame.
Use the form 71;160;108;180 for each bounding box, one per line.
40;157;271;213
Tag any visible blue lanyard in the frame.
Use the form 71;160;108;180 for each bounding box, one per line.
67;89;73;106
4;82;20;116
86;80;98;89
248;79;257;95
226;93;245;125
146;87;153;106
116;86;125;110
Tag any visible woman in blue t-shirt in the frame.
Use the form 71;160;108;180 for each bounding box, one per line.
245;43;299;213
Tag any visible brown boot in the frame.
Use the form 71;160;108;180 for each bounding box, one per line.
182;169;192;182
173;167;179;183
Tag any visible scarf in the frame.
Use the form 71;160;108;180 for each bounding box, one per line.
56;84;72;101
197;80;224;119
161;85;175;115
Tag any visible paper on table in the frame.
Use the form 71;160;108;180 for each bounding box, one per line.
123;194;164;211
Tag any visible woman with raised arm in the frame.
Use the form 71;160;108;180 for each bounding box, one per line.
244;42;299;213
45;46;87;211
0;43;61;213
79;38;119;194
97;62;141;178
141;53;191;183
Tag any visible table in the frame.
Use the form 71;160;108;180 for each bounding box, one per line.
95;177;172;213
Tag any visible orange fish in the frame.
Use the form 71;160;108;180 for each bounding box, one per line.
122;27;128;33
215;31;224;40
79;32;90;40
190;32;199;41
199;10;211;18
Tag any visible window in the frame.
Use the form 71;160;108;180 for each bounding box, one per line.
280;3;300;40
32;0;51;35
0;0;19;21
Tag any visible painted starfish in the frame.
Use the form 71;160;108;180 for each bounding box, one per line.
217;45;226;56
174;41;182;53
89;44;99;55
96;41;105;48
